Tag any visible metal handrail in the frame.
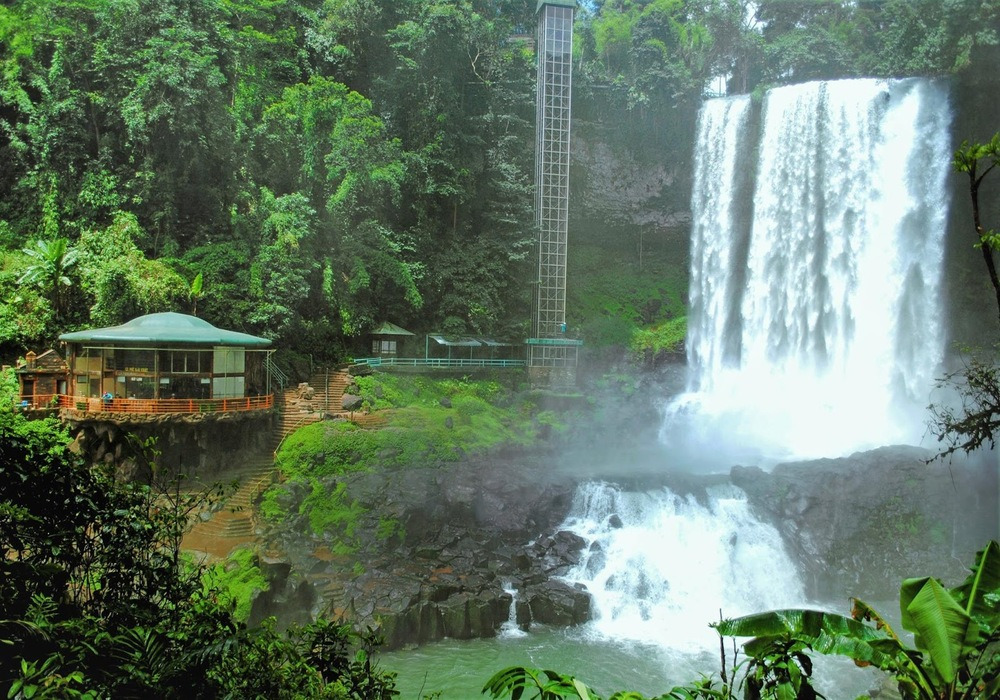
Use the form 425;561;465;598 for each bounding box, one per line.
352;357;526;368
265;356;289;390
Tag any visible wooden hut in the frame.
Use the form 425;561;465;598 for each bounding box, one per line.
16;349;69;407
369;321;415;358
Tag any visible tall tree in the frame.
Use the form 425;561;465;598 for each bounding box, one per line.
257;76;422;335
17;237;78;317
76;212;188;326
374;0;536;335
861;0;1000;76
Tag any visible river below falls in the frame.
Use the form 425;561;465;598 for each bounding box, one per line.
381;624;886;699
379;478;904;698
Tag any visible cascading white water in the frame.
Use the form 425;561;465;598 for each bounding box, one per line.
687;95;753;379
499;580;527;639
560;481;805;651
664;78;953;465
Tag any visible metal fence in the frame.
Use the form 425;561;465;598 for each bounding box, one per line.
352;357;526;369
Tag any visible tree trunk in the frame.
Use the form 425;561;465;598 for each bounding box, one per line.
969;172;1000;328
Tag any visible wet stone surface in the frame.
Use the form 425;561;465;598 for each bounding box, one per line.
256;451;593;648
253;442;998;646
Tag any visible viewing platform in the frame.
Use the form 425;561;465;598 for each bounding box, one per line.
15;313;281;422
357;328;530;370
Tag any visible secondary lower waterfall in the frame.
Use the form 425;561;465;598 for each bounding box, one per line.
559;481;805;651
663;78;953;465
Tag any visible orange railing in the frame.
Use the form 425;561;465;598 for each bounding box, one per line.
15;394;274;414
14;393;61;410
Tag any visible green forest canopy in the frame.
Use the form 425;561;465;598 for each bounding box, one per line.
1;0;997;363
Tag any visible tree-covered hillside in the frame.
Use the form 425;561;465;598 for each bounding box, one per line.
1;0;997;365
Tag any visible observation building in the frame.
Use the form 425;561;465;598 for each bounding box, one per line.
46;312;274;414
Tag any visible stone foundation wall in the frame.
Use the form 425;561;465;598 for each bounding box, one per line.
66;410;276;482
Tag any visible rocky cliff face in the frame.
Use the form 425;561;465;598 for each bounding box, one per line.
67;411;274;481
733;446;998;601
255;437;997;647
569;116;695;259
256;449;594;648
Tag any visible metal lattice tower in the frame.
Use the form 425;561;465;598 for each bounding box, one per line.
529;0;580;372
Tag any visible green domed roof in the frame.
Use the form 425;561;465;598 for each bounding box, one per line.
59;313;271;347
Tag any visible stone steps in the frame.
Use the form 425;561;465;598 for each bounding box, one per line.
351;412;388;428
182;368;386;560
306;368;351;414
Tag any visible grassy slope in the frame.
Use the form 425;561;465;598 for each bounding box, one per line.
567;243;688;358
259;374;571;545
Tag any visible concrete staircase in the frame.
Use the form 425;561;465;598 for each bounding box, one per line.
182;367;385;559
304;367;351;415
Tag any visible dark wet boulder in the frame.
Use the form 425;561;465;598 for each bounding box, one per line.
732;446;997;600
524;580;591;626
341;394;363;411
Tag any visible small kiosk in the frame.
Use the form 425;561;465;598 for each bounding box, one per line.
369;322;415;358
15;349;69;407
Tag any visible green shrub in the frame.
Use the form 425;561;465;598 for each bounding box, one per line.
568;243;688;349
203;547;269;622
303;480;364;543
630;315;687;359
257;486;288;522
0;366;18;407
275;421;379;479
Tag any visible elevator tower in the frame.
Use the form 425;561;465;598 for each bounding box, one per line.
528;0;581;384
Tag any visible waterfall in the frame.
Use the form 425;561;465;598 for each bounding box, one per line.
560;482;805;650
665;78;953;465
499;580;527;639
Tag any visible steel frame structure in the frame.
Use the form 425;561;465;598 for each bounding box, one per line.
530;1;576;369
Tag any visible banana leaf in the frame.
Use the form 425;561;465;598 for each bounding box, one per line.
483;666;602;700
715;609;904;671
950;540;1000;628
899;576;972;685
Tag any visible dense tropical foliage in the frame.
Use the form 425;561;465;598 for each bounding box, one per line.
0;410;398;697
3;0;1000;696
1;0;997;366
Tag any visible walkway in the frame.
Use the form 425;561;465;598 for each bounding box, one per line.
181;368;384;559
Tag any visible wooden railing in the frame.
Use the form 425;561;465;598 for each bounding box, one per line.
15;394;274;414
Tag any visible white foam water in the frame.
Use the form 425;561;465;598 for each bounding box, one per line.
559;481;807;651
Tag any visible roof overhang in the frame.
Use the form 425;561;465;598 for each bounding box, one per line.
537;0;576;12
59;312;271;347
372;321;415;336
525;337;584;346
429;335;481;347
